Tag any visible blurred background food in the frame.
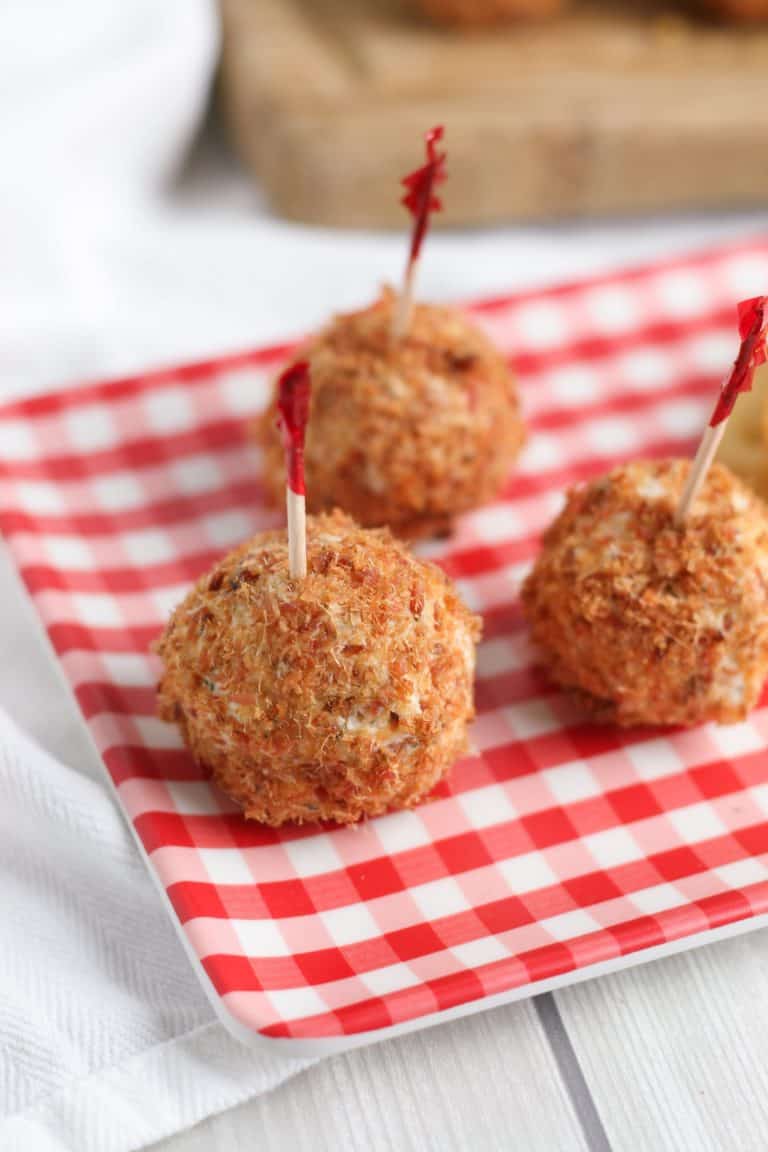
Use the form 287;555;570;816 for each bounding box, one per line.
415;0;768;23
413;0;564;24
220;0;768;227
706;0;768;18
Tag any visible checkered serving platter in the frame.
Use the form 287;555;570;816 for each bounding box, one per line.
4;239;768;1053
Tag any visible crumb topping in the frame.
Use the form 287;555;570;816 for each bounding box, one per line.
257;289;525;538
523;459;768;726
156;510;481;824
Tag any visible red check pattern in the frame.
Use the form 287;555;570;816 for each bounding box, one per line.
3;238;768;1043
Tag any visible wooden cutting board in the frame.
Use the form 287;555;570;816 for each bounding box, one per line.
218;0;768;227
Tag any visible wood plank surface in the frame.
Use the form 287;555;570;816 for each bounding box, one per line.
219;0;768;227
557;930;768;1152
151;930;768;1151
150;998;590;1152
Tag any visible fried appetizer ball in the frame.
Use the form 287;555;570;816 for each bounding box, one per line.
414;0;564;24
522;460;768;727
258;290;525;539
156;511;480;825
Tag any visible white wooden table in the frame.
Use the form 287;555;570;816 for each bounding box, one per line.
7;128;768;1152
151;928;768;1152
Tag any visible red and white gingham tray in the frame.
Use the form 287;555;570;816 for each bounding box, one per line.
4;239;768;1055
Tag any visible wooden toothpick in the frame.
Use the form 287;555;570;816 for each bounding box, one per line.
390;125;447;345
277;360;311;578
675;295;767;526
675;423;727;526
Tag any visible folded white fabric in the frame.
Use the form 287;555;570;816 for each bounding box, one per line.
0;0;220;393
0;711;311;1152
0;6;312;1146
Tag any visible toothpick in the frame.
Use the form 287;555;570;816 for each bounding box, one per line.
390;125;447;345
391;261;417;346
675;295;767;526
276;361;311;578
285;487;307;580
674;423;726;526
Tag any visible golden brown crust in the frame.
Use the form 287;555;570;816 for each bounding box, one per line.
156;511;481;825
522;460;768;727
257;290;525;539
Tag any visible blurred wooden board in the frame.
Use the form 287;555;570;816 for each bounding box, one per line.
218;0;768;227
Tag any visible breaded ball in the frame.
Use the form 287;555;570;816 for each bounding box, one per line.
156;511;480;825
258;290;525;539
522;460;768;727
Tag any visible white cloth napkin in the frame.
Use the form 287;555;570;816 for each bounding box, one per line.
0;0;220;394
0;709;311;1152
0;4;313;1148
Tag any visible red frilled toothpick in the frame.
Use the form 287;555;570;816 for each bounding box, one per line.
277;360;311;578
675;295;768;524
390;125;447;343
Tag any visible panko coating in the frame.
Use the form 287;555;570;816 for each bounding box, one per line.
156;511;481;825
258;289;525;539
522;460;768;727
